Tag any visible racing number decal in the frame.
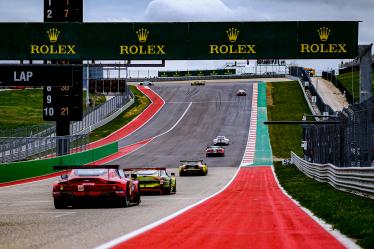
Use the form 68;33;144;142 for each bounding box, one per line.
77;185;84;191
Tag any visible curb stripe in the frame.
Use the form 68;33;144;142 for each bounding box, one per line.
240;83;258;166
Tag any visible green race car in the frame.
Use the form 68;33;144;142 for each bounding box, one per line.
123;168;176;195
191;80;206;86
178;160;208;176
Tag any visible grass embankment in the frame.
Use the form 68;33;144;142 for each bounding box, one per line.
0;88;105;131
267;81;311;158
337;70;374;102
267;81;374;249
89;86;151;142
0;89;44;130
275;163;374;248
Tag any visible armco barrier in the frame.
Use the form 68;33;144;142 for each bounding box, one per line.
291;152;374;199
0;142;118;184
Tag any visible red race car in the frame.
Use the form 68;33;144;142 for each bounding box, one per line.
206;145;225;157
52;165;140;209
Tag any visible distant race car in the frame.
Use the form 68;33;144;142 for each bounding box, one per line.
191;80;206;86
206;145;225;157
139;80;153;86
213;135;230;145
236;89;246;96
52;165;140;209
179;160;208;176
123;168;176;195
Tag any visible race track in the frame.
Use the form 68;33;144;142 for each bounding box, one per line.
0;81;255;249
113;82;253;168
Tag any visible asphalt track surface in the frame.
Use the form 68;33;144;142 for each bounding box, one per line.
0;81;254;249
113;82;254;169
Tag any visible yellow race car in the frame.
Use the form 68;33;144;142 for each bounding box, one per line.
191;80;205;86
178;160;208;176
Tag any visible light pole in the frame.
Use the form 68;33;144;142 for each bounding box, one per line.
86;60;90;108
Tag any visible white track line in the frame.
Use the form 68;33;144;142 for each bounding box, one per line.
168;101;236;104
153;102;192;139
95;163;242;249
98;102;193;165
91;86;166;145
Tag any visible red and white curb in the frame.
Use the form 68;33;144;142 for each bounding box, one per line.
240;83;258;166
88;86;166;149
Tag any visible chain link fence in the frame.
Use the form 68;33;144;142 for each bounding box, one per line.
322;71;355;104
289;66;335;116
0;135;89;163
289;66;373;167
70;93;132;135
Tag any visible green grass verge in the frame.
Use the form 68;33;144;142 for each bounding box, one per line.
337;70;374;102
0;89;44;130
0;89;106;131
89;86;151;142
267;81;374;249
274;162;374;249
267;81;311;158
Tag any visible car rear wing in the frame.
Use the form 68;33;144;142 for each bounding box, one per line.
53;165;120;171
122;167;166;171
180;160;203;163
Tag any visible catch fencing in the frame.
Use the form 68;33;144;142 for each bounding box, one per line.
0;135;88;163
302;95;373;167
289;66;335;116
289;66;373;167
322;71;355;104
291;152;374;198
70;93;133;135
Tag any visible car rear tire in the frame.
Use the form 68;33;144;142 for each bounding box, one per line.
54;198;66;209
119;185;131;207
163;183;172;195
119;195;130;208
135;191;141;205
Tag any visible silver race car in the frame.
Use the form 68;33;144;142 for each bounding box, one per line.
213;136;230;145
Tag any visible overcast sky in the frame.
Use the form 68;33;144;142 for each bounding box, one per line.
0;0;372;73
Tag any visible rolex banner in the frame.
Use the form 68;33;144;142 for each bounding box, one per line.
158;69;236;77
0;21;358;60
